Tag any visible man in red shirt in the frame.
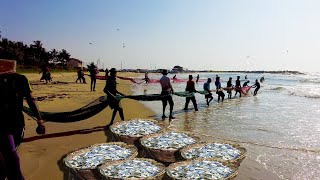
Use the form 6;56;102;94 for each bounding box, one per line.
184;75;198;111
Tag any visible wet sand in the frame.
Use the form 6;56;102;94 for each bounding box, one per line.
19;72;279;180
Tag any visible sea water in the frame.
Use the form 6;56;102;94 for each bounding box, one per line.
131;72;320;179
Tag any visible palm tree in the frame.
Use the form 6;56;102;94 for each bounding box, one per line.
50;49;58;62
58;49;71;66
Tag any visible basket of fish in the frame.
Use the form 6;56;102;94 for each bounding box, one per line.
110;119;164;146
180;142;247;166
140;131;200;163
166;159;238;180
64;142;138;179
99;158;166;180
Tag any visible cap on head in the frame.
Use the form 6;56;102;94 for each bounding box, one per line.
207;78;212;82
0;59;16;74
162;69;168;75
189;75;193;79
110;68;117;73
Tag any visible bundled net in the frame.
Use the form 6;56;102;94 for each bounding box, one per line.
22;98;108;122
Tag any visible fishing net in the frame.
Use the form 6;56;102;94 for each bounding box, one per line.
22;91;209;122
22;98;108;123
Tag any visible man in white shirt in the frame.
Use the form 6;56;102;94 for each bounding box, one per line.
159;70;175;120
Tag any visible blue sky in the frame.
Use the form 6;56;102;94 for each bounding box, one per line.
1;0;319;72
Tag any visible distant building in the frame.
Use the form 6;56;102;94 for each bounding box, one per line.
67;58;83;68
172;65;183;73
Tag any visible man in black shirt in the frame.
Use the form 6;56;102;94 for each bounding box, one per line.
234;76;241;97
226;77;233;99
251;79;261;96
104;68;125;128
88;65;98;91
0;59;45;180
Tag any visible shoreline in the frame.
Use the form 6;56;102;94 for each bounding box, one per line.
18;72;279;179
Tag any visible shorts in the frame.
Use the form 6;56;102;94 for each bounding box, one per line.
205;92;213;99
161;91;174;105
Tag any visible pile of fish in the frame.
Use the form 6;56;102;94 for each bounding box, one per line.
168;161;233;179
142;132;196;149
111;119;162;136
183;143;241;160
100;159;161;178
65;144;133;169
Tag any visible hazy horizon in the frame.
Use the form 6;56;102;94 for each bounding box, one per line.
1;0;320;72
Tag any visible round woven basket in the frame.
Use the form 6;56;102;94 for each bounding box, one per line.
180;141;247;166
110;119;164;147
64;142;138;180
139;130;200;163
166;159;238;180
98;158;166;180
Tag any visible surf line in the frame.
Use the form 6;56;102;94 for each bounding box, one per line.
167;126;320;153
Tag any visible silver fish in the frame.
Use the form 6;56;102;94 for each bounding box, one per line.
183;143;241;160
100;159;160;178
111;119;162;136
142;132;196;149
65;144;133;169
169;161;233;180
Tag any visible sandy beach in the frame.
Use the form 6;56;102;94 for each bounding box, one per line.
19;72;280;180
19;72;154;179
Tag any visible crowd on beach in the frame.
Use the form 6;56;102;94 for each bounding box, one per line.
0;59;263;179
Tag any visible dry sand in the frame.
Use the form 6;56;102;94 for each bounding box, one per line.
20;72;154;180
19;72;279;180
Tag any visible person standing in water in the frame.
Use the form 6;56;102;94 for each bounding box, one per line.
160;69;175;120
203;78;213;106
184;75;198;111
251;79;261;96
245;75;248;79
104;68;125;128
260;76;265;83
196;74;200;83
215;76;225;103
226;77;233;99
144;72;150;83
0;60;45;180
234;76;242;97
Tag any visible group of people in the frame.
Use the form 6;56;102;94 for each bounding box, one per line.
159;71;263;119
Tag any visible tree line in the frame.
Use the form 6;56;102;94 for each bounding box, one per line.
0;32;71;69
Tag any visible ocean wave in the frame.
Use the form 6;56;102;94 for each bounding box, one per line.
285;86;320;99
299;78;320;84
269;86;285;91
264;85;320;99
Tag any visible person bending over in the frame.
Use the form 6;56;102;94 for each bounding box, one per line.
251;79;260;96
203;78;213;106
243;80;250;87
